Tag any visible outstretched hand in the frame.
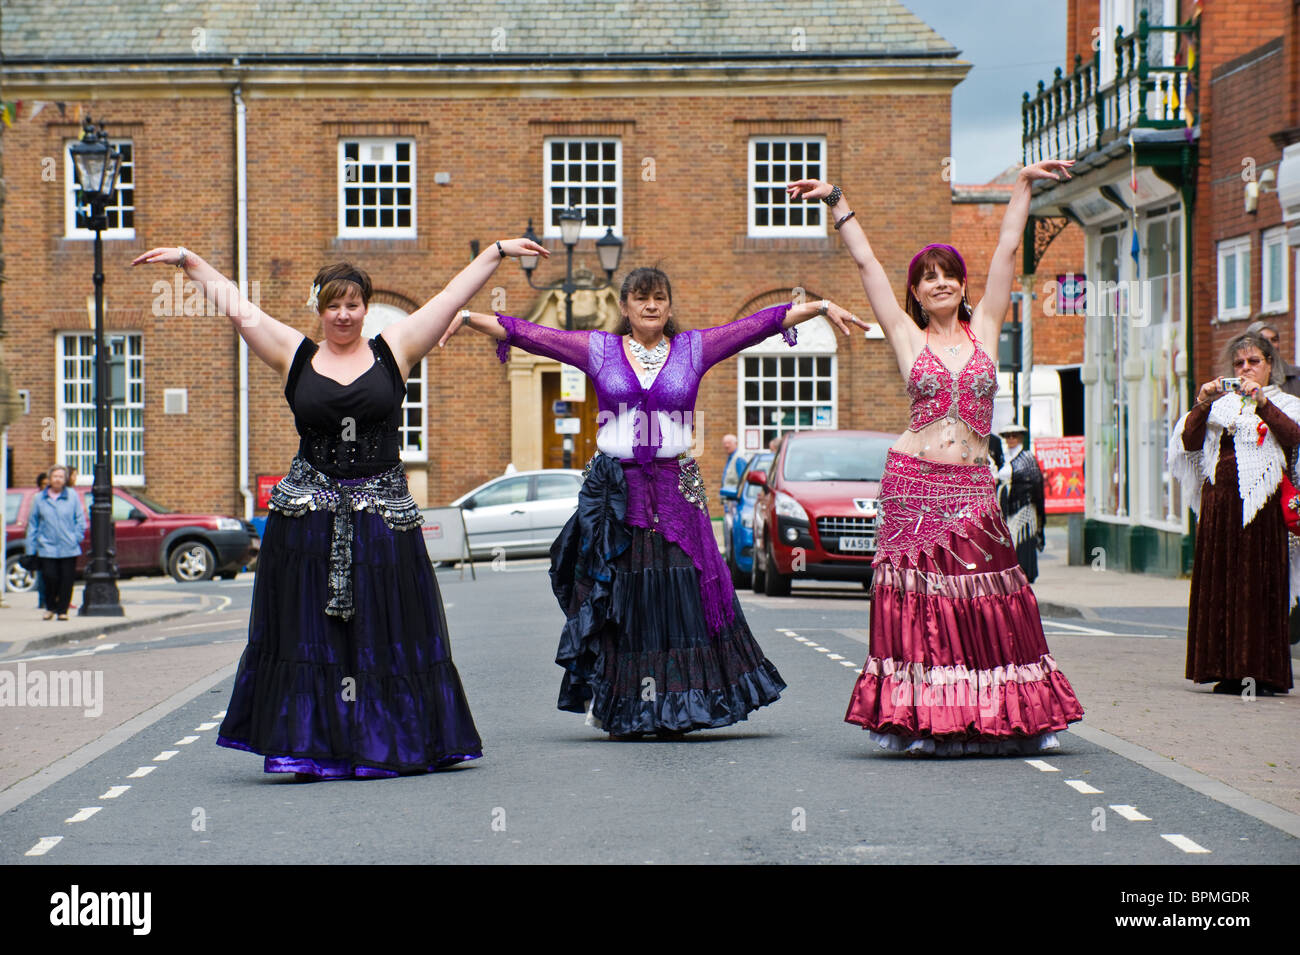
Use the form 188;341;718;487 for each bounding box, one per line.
822;301;870;336
1020;159;1074;182
785;179;835;202
497;237;550;259
131;247;187;268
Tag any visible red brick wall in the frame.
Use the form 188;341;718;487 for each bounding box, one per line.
2;89;957;514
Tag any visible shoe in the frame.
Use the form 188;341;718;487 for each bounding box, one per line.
1212;680;1243;695
43;612;54;621
607;732;645;741
56;614;68;621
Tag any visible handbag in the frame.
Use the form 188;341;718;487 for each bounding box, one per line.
1282;449;1300;537
18;552;39;572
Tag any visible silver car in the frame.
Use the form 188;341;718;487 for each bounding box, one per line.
430;469;584;560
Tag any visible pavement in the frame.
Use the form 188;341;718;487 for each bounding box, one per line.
0;583;218;660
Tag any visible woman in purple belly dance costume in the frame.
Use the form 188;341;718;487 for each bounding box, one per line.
789;165;1085;754
444;268;864;738
135;237;547;777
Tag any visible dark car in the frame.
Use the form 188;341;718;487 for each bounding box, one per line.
749;429;895;596
5;486;259;591
720;450;773;588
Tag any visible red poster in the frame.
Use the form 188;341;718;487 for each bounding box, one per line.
1034;436;1085;514
256;474;285;510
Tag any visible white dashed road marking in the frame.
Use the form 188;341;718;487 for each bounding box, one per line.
99;786;130;800
1065;780;1103;794
1161;834;1211;854
65;807;102;824
127;766;156;778
195;722;219;731
174;736;200;745
1110;804;1152;821
1025;759;1060;772
26;837;62;856
153;750;179;762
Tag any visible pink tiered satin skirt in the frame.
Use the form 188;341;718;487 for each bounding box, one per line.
845;450;1084;755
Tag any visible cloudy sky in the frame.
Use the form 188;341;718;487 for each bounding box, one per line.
901;0;1070;185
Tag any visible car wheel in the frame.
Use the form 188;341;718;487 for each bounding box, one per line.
5;554;35;593
763;545;792;597
750;544;766;593
168;541;217;582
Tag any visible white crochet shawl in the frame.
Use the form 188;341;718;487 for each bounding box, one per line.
1168;386;1300;608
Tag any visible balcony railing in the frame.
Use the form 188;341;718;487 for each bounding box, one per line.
1023;10;1199;166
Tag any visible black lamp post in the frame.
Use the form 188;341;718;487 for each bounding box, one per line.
69;117;124;617
518;209;624;468
519;208;624;331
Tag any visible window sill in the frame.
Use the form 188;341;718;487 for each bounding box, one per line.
735;235;837;252
329;236;433;252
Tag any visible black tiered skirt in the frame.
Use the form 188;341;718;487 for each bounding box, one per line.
217;509;483;777
550;454;785;735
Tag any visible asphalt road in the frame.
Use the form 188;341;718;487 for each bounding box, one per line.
2;563;1297;865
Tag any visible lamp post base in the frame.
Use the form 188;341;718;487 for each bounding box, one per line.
79;577;124;617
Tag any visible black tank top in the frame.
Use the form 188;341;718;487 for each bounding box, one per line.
285;335;404;478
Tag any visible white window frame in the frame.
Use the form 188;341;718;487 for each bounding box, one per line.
64;139;135;239
1217;235;1251;320
57;332;145;486
542;138;622;240
736;315;838;451
338;138;416;239
1262;226;1289;315
747;136;827;239
362;304;426;463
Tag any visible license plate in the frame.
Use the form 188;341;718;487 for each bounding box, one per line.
837;536;874;552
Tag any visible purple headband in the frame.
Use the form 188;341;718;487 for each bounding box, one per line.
908;243;966;280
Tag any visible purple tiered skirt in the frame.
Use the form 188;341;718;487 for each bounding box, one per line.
550;453;785;735
217;506;482;778
845;450;1083;755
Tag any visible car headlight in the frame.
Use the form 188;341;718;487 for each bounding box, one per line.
216;518;243;531
773;491;808;522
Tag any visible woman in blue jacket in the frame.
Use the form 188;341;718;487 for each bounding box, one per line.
26;465;86;620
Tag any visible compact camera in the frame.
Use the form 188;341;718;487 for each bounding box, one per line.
1221;377;1244;391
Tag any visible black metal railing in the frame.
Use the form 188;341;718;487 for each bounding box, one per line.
1022;10;1199;165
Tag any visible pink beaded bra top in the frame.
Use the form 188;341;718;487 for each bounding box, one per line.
906;321;998;437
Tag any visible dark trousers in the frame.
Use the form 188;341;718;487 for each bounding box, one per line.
40;556;78;614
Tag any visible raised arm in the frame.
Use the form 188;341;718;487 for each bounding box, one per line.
699;300;865;370
380;237;548;377
972;159;1074;342
786;180;913;349
132;247;303;379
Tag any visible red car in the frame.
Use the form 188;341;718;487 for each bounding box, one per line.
749;429;896;596
5;486;259;591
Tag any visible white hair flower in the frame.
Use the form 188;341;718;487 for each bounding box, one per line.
306;283;321;314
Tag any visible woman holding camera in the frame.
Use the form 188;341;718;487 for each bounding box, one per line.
1169;332;1300;695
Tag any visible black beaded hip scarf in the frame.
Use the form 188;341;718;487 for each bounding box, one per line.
268;455;423;620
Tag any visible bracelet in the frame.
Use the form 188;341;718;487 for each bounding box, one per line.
496;240;505;259
459;309;471;324
833;210;856;231
816;299;829;318
822;185;843;207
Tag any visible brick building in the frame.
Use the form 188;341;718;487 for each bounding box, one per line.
1022;0;1300;575
1;1;977;527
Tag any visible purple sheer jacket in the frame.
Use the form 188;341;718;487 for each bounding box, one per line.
495;303;797;634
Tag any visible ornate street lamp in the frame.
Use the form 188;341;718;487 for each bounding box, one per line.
520;208;624;332
518;208;624;467
69;117;124;616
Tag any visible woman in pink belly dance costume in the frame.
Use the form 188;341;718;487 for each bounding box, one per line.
789;163;1085;754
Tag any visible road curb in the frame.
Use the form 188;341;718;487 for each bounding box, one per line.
0;601;209;660
1036;600;1084;619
